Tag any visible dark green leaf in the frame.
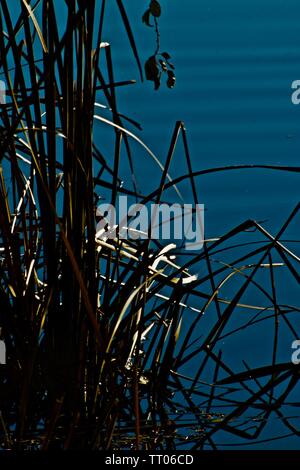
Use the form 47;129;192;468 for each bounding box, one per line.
145;55;161;89
150;0;161;18
116;0;143;80
159;59;168;72
161;51;171;60
142;9;152;27
167;70;176;89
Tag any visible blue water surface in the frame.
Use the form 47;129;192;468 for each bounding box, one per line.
99;0;300;449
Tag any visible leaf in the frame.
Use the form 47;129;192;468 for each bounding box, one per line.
159;59;167;72
161;51;171;60
21;0;48;53
216;363;297;385
142;9;152;27
167;70;176;89
150;0;161;18
105;272;160;357
145;55;161;90
116;0;143;80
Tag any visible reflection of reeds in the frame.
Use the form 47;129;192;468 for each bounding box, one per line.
0;0;299;451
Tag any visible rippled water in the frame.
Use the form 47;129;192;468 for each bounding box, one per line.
104;0;299;235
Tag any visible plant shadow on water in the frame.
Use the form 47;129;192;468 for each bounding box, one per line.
0;0;299;451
